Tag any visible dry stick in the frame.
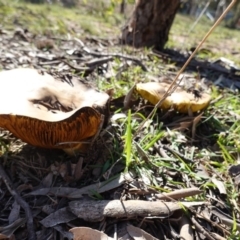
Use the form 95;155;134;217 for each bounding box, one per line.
0;163;36;240
211;233;227;240
195;211;230;235
69;200;206;222
211;207;240;231
191;216;215;240
154;143;194;164
134;0;236;138
155;187;202;201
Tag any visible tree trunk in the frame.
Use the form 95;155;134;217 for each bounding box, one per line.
227;0;240;28
121;0;180;50
189;0;198;17
120;0;126;14
214;0;227;22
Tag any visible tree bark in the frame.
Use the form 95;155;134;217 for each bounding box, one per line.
227;0;240;28
120;0;126;14
189;0;198;17
69;200;205;222
214;0;227;22
121;0;180;50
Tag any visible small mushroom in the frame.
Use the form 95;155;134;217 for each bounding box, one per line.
136;82;211;113
0;68;109;153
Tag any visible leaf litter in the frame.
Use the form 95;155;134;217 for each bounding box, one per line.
0;17;240;240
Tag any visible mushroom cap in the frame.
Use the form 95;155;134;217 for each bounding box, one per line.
136;82;211;113
0;68;109;151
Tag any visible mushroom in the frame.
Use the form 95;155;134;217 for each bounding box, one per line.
136;82;211;113
0;68;109;153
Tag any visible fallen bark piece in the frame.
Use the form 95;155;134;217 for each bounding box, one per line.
69;200;206;222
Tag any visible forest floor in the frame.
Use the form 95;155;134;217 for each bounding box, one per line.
0;1;240;240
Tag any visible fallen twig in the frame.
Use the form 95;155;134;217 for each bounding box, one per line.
154;143;170;159
63;60;93;72
152;50;240;78
85;56;113;67
0;162;36;240
74;38;148;71
155;187;203;201
69;199;206;222
211;207;240;231
62;57;116;75
90;51;148;71
191;216;215;240
211;233;227;240
154;143;194;164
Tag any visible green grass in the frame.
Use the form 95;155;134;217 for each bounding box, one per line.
0;0;123;36
124;110;132;169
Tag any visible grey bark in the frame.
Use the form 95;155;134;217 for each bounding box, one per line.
69;200;205;222
121;0;180;50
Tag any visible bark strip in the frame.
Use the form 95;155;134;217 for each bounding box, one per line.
69;199;205;222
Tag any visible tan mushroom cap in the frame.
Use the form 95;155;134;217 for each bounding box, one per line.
0;68;109;152
136;82;211;113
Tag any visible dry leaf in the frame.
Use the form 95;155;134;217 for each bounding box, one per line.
179;215;194;240
40;207;76;227
211;177;227;195
0;233;10;240
74;157;84;181
127;225;158;240
8;201;20;224
111;113;127;123
0;218;26;239
26;187;79;197
41;172;53;188
69;227;113;240
136;82;211;113
124;84;136;110
191;112;203;139
0;68;109;153
68;172;134;198
27;172;133;198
